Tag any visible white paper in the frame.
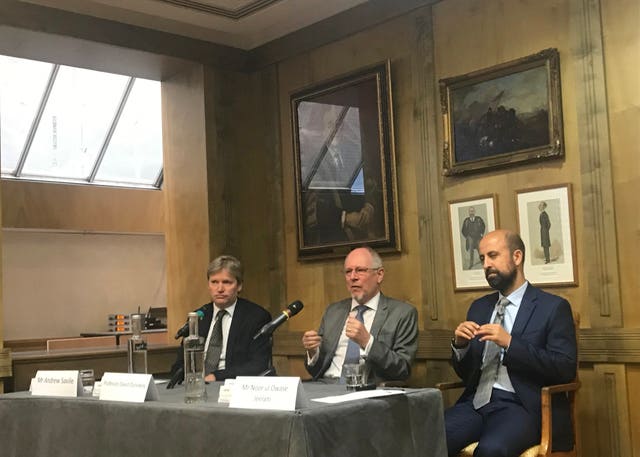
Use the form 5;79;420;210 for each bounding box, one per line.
99;372;158;403
310;389;405;404
218;379;236;404
31;370;80;397
229;376;305;411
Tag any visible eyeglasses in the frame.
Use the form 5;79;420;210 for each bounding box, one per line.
343;267;381;277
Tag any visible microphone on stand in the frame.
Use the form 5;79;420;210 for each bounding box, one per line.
253;300;304;340
166;367;184;389
174;309;205;340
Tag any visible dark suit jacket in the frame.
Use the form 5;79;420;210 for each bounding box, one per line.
171;298;272;381
453;284;577;450
305;293;418;384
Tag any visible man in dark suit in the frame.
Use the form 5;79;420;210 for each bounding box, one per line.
461;206;486;269
302;246;418;384
538;201;551;263
170;255;272;382
445;230;577;457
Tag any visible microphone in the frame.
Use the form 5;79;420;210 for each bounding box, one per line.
166;367;184;389
174;309;205;340
253;300;304;340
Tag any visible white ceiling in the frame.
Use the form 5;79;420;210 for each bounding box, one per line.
22;0;370;50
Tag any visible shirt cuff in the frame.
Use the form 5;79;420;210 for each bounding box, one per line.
307;349;320;366
451;342;470;361
362;334;374;356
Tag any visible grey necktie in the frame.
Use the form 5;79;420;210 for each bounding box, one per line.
473;297;509;409
339;305;368;382
205;309;227;374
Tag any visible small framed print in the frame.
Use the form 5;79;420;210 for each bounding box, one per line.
516;184;577;286
448;195;498;290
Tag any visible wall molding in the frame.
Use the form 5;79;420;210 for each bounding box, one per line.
0;349;11;378
412;9;443;322
570;0;621;325
593;364;632;456
273;328;640;364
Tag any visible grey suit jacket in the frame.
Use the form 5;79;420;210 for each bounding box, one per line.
305;293;418;384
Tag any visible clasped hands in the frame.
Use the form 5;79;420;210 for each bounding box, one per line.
302;314;370;357
453;321;512;349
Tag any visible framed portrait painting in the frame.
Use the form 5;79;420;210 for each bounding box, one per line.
440;48;564;176
290;61;400;259
516;184;577;286
448;195;497;290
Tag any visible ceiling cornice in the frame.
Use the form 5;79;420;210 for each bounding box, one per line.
248;0;437;70
1;0;438;75
157;0;282;19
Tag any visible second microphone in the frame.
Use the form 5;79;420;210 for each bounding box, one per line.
253;300;304;340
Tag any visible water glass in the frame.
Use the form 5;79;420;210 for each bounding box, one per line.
80;369;95;396
343;362;366;390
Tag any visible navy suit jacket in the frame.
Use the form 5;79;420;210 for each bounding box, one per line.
453;284;577;450
305;294;418;384
171;298;272;381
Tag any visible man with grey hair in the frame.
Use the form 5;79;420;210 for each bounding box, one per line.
170;255;272;382
302;246;418;384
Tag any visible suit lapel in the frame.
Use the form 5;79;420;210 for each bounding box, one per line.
369;294;388;338
226;299;245;359
511;284;537;337
479;294;498;324
323;301;351;371
472;294;498;358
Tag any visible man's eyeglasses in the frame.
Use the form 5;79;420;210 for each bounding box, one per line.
343;267;381;277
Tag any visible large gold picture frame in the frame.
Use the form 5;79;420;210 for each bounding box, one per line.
440;48;564;176
291;61;400;260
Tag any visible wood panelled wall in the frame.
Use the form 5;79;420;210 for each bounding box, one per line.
0;0;638;454
215;0;639;455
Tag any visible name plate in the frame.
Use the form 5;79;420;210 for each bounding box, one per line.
229;376;307;411
99;372;159;403
31;370;81;397
218;379;235;404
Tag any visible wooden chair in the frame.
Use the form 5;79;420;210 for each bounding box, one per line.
437;313;580;457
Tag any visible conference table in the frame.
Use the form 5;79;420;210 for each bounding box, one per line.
0;382;447;457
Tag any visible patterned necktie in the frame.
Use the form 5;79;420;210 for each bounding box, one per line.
205;309;227;374
340;304;368;381
473;297;510;409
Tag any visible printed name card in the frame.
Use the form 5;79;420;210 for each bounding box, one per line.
99;372;159;403
31;370;81;397
229;376;307;411
218;379;236;404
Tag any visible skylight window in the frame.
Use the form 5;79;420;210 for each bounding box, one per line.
0;55;163;189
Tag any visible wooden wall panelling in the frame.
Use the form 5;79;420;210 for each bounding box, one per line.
570;0;621;326
209;65;285;313
1;181;163;233
8;346;176;393
592;364;632;457
0;349;11;380
162;64;212;335
411;8;445;324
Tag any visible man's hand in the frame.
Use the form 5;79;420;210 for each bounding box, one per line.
475;324;512;349
453;321;480;348
345;316;370;348
302;330;322;357
204;373;216;382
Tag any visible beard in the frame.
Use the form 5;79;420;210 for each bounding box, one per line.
485;265;517;292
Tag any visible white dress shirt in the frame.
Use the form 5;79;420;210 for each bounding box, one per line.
308;292;380;379
204;300;237;371
453;281;529;393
